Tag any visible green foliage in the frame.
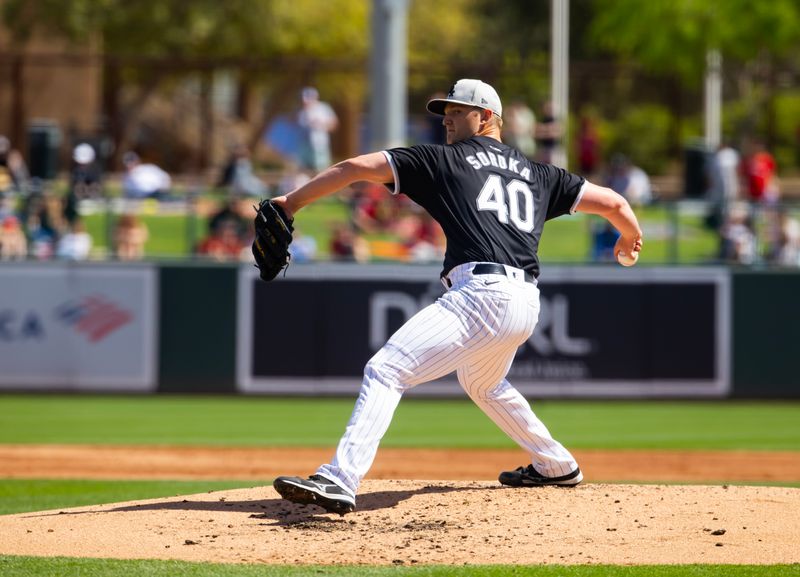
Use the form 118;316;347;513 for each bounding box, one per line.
603;105;673;174
590;0;800;83
773;92;800;173
1;0;368;59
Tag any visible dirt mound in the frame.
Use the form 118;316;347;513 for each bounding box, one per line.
1;481;798;565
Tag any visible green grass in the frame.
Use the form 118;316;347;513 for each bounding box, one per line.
1;395;798;451
1;396;797;574
0;557;797;577
0;479;264;516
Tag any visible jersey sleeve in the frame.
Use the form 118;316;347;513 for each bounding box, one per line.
541;163;586;220
383;144;442;200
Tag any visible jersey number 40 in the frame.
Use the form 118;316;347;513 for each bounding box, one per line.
476;174;535;233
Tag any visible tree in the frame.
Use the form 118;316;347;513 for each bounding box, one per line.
2;0;369;168
589;0;800;146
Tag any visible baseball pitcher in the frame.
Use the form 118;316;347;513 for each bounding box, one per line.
268;79;643;514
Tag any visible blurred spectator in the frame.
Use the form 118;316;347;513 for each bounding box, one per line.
289;229;318;263
277;163;312;196
196;218;244;261
218;143;268;197
114;213;148;260
63;143;103;226
719;202;756;264
329;223;369;263
705;141;741;232
742;140;778;203
0;191;15;221
590;220;620;262
0;134;30;194
503;101;537;160
625;163;652;206
605;154;652;206
765;208;800;267
393;207;445;263
21;190;60;259
122;151;172;200
709;141;741;202
576;114;601;176
208;198;248;240
0;215;27;260
351;182;398;234
297;87;338;172
56;219;92;260
534;100;562;164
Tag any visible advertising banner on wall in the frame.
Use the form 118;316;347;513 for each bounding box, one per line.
238;264;730;398
0;263;158;391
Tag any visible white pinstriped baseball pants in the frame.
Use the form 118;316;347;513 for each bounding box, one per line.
317;262;580;495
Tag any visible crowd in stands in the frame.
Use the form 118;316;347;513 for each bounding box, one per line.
2;89;800;267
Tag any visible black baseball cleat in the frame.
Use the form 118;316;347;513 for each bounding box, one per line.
498;464;583;487
273;474;356;515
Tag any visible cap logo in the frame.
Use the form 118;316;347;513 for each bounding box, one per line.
447;84;457;98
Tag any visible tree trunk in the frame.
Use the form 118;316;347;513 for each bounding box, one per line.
11;55;25;154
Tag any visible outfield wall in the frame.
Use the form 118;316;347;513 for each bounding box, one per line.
0;262;796;398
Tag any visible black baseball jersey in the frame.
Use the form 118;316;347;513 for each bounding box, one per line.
385;136;585;279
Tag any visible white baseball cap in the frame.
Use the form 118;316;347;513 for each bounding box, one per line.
73;143;96;164
426;79;503;118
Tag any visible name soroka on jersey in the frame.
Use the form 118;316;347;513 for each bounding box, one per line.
465;151;531;180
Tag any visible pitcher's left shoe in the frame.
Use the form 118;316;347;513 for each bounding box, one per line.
273;474;356;515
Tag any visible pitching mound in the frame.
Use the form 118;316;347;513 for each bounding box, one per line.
1;481;798;565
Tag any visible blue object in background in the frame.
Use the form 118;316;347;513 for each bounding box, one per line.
263;115;301;161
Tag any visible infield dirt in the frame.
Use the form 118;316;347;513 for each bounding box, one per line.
1;445;799;565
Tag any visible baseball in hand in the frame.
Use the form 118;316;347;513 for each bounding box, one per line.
617;251;638;267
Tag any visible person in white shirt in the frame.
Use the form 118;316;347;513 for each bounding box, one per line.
56;219;92;260
121;152;172;200
297;87;338;172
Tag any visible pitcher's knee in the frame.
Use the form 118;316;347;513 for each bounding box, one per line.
460;378;507;402
364;355;411;394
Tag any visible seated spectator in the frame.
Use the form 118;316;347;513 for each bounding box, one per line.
208;199;248;239
393;210;445;263
0;134;30;194
590;220;620;262
719;202;756;265
765;208;800;267
605;154;652;206
121;152;172;200
329;223;369;263
276;163;311;196
0;191;16;221
196;218;245;261
218;143;268;197
56;219;92;261
0;215;27;260
114;213;148;260
289;229;318;263
21;190;60;260
351;182;398;234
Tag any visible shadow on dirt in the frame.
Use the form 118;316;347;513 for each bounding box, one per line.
24;483;488;524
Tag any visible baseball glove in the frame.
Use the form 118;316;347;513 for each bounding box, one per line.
251;199;294;281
